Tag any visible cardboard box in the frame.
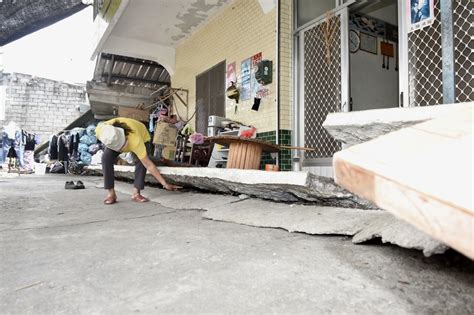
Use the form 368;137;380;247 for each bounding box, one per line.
153;121;178;145
118;106;149;122
161;145;176;160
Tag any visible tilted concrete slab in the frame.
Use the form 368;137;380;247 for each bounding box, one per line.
202;199;448;257
86;165;377;209
100;178;448;257
323;102;472;146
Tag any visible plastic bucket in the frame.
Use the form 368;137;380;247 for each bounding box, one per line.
265;164;279;171
35;163;47;175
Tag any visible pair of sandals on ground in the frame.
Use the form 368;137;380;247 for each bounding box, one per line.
64;181;85;190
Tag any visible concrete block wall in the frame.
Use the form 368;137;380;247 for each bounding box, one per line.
0;73;85;142
172;0;277;133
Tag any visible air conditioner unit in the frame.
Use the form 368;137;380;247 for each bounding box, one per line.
208;115;227;127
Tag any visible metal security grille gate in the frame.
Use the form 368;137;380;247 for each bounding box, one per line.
407;0;472;106
300;8;348;164
453;0;473;103
408;1;443;106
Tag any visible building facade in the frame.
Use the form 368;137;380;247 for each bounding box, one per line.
89;0;472;174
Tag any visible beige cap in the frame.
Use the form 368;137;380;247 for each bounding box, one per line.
98;124;126;151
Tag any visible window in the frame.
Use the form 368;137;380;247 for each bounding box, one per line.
296;0;336;27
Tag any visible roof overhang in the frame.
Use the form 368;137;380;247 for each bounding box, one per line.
91;0;232;75
0;0;87;46
87;52;171;119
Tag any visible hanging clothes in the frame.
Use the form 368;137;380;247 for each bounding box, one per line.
24;132;36;151
4;122;18;140
0;131;5;165
23;151;35;171
49;135;59;160
3;129;24;166
58;134;70;162
21;131;37;171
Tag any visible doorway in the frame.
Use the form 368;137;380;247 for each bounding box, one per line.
348;0;399;111
293;0;403;175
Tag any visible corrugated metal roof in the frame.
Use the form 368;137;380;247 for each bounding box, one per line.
93;53;170;89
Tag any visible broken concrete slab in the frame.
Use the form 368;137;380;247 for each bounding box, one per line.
202;198;449;257
351;217;449;256
323;102;472;146
204;199;381;235
86;165;377;209
85;176;448;256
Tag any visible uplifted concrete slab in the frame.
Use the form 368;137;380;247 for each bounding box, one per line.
201;198;448;257
86;165;377;209
323;102;472;146
89;177;447;257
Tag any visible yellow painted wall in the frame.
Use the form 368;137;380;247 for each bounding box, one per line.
279;0;293;131
172;0;278;133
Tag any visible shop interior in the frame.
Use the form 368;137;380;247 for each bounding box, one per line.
348;0;399;111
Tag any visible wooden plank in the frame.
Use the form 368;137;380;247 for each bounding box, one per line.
234;143;242;169
244;143;258;169
244;144;255;169
252;146;263;169
240;143;248;169
333;104;474;259
226;143;236;168
208;136;280;153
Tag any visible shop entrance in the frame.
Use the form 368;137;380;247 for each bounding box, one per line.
348;0;399;111
294;0;403;175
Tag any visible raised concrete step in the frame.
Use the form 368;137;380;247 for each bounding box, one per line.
323;103;472;146
86;165;377;210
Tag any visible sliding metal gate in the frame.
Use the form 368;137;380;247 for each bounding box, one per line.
298;7;349;166
453;0;473;103
407;0;473;106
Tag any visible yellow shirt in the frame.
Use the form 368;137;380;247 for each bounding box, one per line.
96;117;151;159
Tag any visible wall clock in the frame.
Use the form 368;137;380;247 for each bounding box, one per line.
349;30;360;53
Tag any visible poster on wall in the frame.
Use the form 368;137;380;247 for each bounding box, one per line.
251;52;262;97
240;58;251;101
226;62;236;89
408;0;434;33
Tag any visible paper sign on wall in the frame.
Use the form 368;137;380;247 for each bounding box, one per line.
240;58;251;101
251;52;262;98
226;62;236;89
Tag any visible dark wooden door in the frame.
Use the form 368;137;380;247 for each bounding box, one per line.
195;61;225;134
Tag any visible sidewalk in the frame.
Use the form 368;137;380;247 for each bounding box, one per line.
1;174;473;314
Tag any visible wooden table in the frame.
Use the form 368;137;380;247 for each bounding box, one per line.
208;136;280;170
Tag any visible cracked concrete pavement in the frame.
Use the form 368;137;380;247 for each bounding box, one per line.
1;174;473;314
